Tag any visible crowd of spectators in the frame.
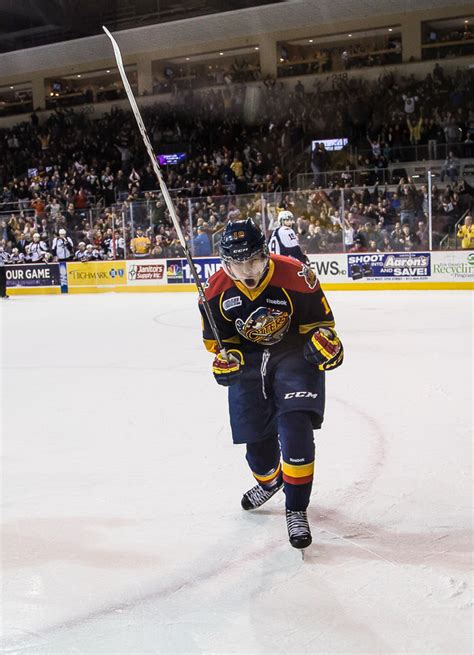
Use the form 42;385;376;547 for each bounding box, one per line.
3;19;473;119
278;35;402;78
1;172;474;263
1;54;263;117
0;62;473;263
0;200;188;263
287;177;474;254
152;56;261;95
424;24;474;45
1;83;295;204
303;64;474;169
2;63;473;202
45;84;128;110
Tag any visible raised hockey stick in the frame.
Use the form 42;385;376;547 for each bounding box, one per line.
103;26;226;356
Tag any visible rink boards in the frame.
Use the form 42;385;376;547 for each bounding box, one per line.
5;250;474;294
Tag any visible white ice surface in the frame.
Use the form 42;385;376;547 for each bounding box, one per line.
1;290;472;655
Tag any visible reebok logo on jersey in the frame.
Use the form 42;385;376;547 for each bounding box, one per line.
223;296;242;310
266;298;287;306
289;458;305;463
284;391;318;399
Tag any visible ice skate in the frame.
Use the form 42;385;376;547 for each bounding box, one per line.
241;479;283;510
286;509;312;549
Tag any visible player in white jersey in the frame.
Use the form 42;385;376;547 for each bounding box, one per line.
83;244;103;261
10;248;25;264
26;234;49;262
75;242;88;261
52;228;74;261
268;210;308;264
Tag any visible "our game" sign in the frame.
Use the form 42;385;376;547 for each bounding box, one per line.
5;263;61;287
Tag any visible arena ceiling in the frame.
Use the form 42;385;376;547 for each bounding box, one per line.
0;0;285;53
0;0;468;55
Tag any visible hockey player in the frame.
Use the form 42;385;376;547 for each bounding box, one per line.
101;228;115;259
52;228;74;261
199;218;343;550
268;210;308;264
74;242;88;261
83;244;103;261
26;233;49;263
9;248;25;264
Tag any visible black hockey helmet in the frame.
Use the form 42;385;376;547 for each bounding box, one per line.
219;218;268;263
219;218;269;288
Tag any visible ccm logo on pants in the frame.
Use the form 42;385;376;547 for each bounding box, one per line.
284;391;318;399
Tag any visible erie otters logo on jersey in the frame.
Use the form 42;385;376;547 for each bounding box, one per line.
297;264;318;290
235;306;291;345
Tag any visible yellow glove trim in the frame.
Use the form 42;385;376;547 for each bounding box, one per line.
226;349;245;366
318;348;344;371
311;330;340;360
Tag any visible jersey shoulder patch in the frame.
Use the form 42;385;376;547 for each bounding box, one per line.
204;268;234;301
270;254;320;293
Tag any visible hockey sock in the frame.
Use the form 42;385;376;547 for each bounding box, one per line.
245;435;281;489
278;411;315;511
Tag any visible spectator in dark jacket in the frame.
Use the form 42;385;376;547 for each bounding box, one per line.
397;178;418;227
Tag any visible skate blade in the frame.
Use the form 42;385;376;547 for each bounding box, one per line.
289;545;310;561
301;547;313;561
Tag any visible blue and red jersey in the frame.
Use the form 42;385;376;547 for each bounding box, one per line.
199;254;336;354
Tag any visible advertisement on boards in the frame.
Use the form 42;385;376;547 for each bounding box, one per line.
127;261;167;285
347;252;431;281
166;255;347;286
5;263;60;288
307;254;348;282
431;251;474;281
166;258;223;284
67;261;126;287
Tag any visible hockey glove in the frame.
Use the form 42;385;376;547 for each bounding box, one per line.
304;327;344;371
212;350;244;387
